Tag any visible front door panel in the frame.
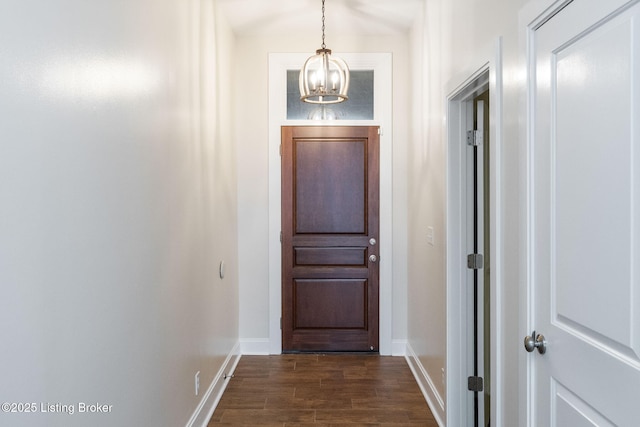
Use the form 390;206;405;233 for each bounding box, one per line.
281;126;379;352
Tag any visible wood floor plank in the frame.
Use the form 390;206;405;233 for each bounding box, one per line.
217;408;315;424
208;354;436;426
265;396;353;410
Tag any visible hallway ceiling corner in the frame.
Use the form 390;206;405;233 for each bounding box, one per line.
216;0;424;37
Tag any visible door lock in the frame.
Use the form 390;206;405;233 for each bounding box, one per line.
369;254;378;263
524;331;547;355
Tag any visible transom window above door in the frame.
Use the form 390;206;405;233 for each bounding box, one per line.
286;70;374;120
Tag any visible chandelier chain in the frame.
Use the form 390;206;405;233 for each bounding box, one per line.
321;0;326;49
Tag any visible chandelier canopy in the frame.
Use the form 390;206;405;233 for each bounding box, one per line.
299;0;349;104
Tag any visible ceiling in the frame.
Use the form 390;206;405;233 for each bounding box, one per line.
216;0;424;37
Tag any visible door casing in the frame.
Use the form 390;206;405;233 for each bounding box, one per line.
267;53;393;355
446;41;504;426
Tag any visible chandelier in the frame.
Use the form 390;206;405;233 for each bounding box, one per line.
299;0;350;104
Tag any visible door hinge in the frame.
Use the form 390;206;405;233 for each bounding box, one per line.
467;129;483;146
280;231;282;243
280;317;282;330
279;144;282;156
378;127;383;136
467;253;484;269
468;376;484;392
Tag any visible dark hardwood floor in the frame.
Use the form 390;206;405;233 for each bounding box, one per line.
208;354;438;426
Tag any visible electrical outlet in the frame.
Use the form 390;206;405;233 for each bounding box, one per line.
195;371;200;396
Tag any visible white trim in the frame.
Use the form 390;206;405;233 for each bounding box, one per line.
489;38;505;427
240;338;270;355
185;342;241;427
445;37;504;427
268;53;393;355
405;343;445;427
391;339;408;356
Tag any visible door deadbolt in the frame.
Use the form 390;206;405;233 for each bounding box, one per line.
524;331;547;355
369;238;377;246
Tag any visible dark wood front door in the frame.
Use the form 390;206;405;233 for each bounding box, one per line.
281;126;380;352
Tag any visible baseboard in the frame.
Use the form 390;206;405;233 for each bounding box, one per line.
185;341;241;427
391;339;407;356
405;343;446;427
240;338;271;355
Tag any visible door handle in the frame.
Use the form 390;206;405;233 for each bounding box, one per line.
369;254;378;263
523;331;547;354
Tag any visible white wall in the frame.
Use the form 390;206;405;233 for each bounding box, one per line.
406;0;534;425
235;34;410;352
0;1;238;426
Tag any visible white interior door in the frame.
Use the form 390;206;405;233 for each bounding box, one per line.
529;0;640;425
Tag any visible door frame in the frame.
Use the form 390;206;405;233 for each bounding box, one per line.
445;39;503;426
268;53;393;355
